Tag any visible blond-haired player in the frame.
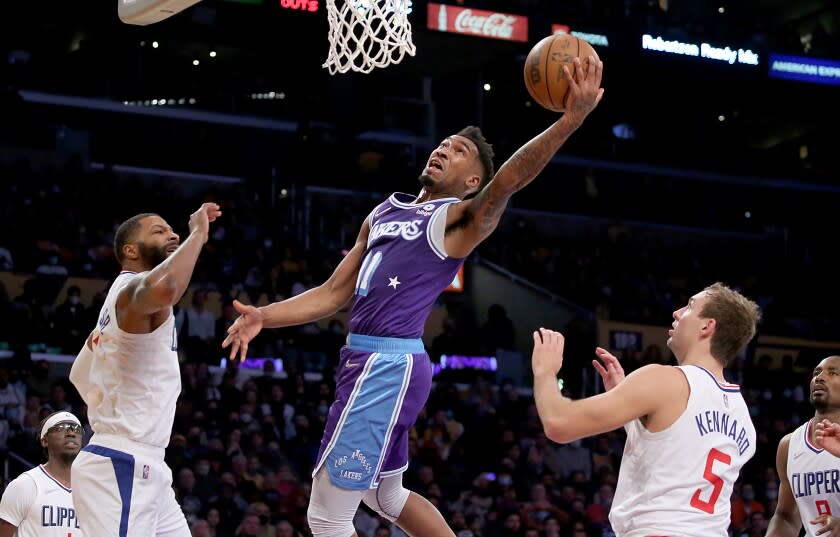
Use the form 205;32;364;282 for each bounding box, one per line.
531;282;761;536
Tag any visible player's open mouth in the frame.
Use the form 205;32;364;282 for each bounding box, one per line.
428;159;443;171
167;244;179;252
813;388;826;395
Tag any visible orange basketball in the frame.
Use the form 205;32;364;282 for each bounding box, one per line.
524;34;599;113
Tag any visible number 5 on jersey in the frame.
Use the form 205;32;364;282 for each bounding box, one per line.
690;448;732;514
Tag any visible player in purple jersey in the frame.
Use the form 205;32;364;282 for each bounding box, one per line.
222;57;604;537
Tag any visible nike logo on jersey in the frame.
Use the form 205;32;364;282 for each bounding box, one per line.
345;361;360;368
793;450;805;459
374;207;392;218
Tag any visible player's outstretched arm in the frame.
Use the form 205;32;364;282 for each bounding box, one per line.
0;519;17;537
531;328;683;443
222;219;370;361
815;419;840;458
446;58;603;258
766;434;803;537
120;203;221;316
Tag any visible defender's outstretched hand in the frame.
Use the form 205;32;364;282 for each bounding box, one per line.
531;328;565;378
815;418;840;458
221;300;264;361
189;203;222;242
592;347;625;392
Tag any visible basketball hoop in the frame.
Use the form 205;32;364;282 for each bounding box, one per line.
323;0;416;74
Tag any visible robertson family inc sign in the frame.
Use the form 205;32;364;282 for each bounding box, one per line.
427;3;528;42
768;54;840;86
641;34;759;66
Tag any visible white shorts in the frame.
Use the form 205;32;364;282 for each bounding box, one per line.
71;433;189;537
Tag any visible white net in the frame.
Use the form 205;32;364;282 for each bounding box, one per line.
323;0;416;74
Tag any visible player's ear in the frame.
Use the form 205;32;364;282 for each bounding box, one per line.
466;173;481;193
122;243;139;261
701;318;716;336
40;436;48;450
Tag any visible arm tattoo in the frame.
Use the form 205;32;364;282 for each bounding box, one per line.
472;119;578;235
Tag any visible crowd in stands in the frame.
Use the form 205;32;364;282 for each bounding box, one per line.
0;322;817;537
0;151;834;536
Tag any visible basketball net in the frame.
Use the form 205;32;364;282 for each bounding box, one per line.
323;0;416;74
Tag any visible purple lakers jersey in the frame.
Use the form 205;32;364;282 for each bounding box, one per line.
349;192;463;338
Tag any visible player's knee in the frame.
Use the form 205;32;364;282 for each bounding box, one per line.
307;501;355;537
361;478;411;522
308;470;359;537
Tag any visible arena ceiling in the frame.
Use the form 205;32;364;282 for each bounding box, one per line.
2;0;839;178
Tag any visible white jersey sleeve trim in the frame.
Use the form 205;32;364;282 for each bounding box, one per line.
426;202;451;260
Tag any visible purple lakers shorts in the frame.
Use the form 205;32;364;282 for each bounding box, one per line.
312;333;432;490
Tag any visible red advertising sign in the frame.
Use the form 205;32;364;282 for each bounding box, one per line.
279;0;318;11
427;3;528;43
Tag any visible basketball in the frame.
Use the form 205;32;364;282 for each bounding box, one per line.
524;34;600;113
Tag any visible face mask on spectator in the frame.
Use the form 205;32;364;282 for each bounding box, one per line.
196;464;210;476
766;488;778;500
498;475;513;487
70;296;81;305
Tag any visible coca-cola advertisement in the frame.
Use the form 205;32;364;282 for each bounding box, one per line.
427;2;528;43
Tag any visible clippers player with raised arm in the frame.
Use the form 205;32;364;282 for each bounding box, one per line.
767;355;840;537
69;203;221;537
0;412;84;537
223;58;604;537
530;283;761;537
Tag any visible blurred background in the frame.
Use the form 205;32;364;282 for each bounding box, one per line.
0;0;838;535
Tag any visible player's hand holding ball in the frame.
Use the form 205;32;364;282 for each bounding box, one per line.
524;34;604;126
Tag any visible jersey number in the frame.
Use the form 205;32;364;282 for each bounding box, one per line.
355;250;382;297
816;499;833;517
690;448;732;514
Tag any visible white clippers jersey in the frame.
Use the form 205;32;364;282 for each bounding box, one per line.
0;465;84;536
70;271;180;449
787;420;840;536
610;365;757;537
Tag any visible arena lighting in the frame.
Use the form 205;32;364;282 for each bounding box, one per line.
432;355;497;376
612;123;638;140
641;34;759;66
